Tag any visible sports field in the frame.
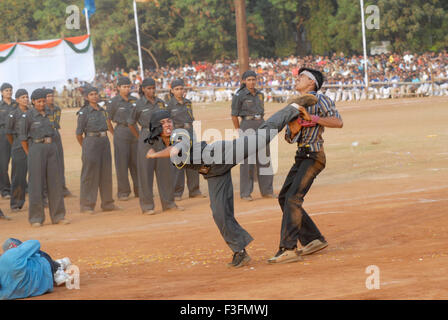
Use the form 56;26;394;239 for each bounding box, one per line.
1;96;448;299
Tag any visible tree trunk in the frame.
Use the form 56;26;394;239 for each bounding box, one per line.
141;45;160;71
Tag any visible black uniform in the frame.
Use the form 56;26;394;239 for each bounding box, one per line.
0;99;17;198
231;87;274;198
166;96;201;198
19;108;66;225
106;95;139;199
76;104;115;211
128;96;177;212
6;107;28;210
170;104;302;254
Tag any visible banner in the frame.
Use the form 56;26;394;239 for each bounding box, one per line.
0;35;95;93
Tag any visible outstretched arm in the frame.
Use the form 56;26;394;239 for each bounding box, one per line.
146;146;180;159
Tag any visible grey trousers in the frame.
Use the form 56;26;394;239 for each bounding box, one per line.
28;142;66;224
53;130;70;195
137;130;176;211
113;125;139;198
80;136;115;211
0;128;11;197
207;170;253;252
10;142;27;209
239;119;274;198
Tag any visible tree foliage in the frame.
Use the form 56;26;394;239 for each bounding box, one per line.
0;0;447;70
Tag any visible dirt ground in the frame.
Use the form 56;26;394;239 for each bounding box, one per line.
1;96;448;300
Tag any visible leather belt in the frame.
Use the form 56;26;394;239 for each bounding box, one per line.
34;137;52;144
86;131;107;137
174;123;192;129
241;115;263;120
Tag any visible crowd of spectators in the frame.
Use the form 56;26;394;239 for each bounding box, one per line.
58;51;448;107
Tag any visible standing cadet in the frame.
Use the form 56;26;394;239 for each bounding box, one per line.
44;89;73;197
146;95;316;267
5;89;29;212
166;79;204;200
19;89;69;227
0;83;17;199
231;71;275;201
76;87;120;213
128;78;182;214
267;68;343;264
106;76;139;201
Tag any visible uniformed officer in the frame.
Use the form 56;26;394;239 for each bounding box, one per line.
106;76;139;201
146;98;312;267
128;78;182;214
231;70;275;201
19;89;69;227
76;86;119;213
0;83;17;199
44;89;73;197
268;68;343;264
166;79;204;200
5;89;29;212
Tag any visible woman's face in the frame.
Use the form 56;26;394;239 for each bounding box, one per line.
46;93;54;105
171;86;184;99
87;91;99;104
143;86;156;99
33;98;46;111
17;95;29;107
160;118;173;137
1;88;12;100
118;84;131;96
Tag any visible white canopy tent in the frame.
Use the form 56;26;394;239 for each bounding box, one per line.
0;35;95;93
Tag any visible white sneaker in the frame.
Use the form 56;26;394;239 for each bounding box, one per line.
54;268;70;286
55;257;71;270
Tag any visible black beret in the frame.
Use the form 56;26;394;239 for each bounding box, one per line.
44;88;54;96
31;89;46;100
84;86;99;96
142;78;156;87
242;70;257;80
1;83;12;92
145;109;172;145
15;89;28;99
299;67;324;90
170;79;184;89
117;76;131;86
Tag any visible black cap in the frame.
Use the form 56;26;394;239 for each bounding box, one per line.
31;88;46;100
117;76;131;86
142;78;156;87
1;83;12;92
170;79;184;89
298;67;324;90
242;70;257;80
15;89;28;99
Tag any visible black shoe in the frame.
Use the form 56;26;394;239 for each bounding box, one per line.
227;249;251;268
0;209;11;220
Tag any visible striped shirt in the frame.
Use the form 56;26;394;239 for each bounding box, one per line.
285;91;341;152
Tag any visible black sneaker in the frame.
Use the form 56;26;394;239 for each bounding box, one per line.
227;249;251;268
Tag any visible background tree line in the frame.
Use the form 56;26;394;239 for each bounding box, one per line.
1;0;447;71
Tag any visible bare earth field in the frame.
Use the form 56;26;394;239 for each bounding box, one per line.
1;96;447;300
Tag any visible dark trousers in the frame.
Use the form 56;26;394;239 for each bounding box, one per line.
10;144;27;209
113;126;139;198
137;132;176;211
0;129;11;197
173;166;201;198
28;142;66;224
39;250;60;278
278;150;326;249
54;130;70;195
80;136;115;211
207;170;253;252
239;119;274;198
